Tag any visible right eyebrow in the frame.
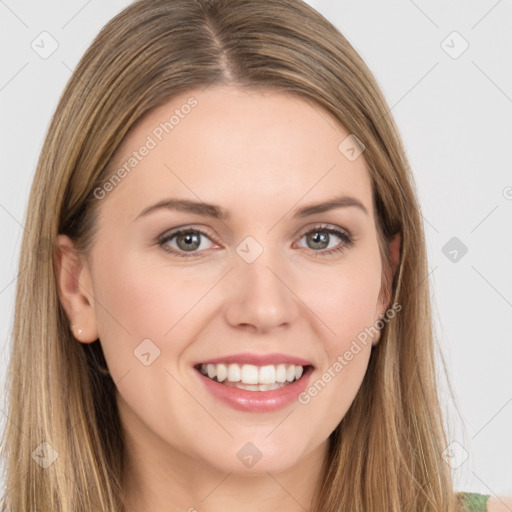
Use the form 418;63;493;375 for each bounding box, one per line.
133;194;369;223
134;198;230;222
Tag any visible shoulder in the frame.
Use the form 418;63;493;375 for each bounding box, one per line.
458;491;512;511
486;495;512;512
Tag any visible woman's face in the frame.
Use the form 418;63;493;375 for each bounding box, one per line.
58;85;398;479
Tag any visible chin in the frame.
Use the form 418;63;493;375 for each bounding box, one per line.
196;441;306;476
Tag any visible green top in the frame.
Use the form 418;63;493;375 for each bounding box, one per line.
459;492;490;511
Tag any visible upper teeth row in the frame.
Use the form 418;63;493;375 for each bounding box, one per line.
200;363;304;385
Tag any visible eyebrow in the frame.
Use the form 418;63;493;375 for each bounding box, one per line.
134;195;369;222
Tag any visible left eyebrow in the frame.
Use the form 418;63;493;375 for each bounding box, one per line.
133;194;369;222
293;195;369;218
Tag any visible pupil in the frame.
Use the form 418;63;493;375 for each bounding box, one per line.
309;231;328;249
178;232;200;251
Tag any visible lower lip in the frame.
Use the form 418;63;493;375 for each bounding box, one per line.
194;366;314;413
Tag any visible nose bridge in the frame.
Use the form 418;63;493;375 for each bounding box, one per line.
224;234;299;331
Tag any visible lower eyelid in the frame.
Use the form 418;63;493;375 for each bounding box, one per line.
158;229;215;256
158;225;353;257
296;228;353;252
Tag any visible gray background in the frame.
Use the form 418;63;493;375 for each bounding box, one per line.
1;0;511;498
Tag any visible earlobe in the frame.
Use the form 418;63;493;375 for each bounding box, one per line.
56;234;99;343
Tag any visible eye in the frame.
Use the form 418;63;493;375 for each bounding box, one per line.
157;224;354;259
296;224;354;256
158;227;216;258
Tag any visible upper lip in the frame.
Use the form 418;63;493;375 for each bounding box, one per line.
194;352;314;368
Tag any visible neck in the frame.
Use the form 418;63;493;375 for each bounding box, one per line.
121;429;330;512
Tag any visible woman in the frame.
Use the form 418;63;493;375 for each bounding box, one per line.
0;0;507;510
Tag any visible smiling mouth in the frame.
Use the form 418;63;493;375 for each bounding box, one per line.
194;362;313;392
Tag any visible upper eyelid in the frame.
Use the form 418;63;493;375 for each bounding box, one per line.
159;223;352;247
158;225;219;244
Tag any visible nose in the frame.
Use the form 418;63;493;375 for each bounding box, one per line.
223;246;300;333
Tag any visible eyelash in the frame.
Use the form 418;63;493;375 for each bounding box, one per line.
157;224;354;259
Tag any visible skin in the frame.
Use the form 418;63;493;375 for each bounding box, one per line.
57;85;401;512
488;497;512;512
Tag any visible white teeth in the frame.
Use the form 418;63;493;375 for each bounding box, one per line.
222;381;285;392
276;364;287;383
206;363;228;382
241;364;259;384
259;365;276;384
227;363;241;382
216;363;228;382
199;362;307;385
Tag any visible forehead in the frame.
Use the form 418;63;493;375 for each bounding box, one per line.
102;85;374;223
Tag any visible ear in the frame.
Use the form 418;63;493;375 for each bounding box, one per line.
56;234;99;343
380;232;401;309
373;232;401;344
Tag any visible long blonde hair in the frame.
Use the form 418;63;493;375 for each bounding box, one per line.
1;0;462;510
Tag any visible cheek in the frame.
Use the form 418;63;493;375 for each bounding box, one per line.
90;250;215;373
297;270;380;434
301;253;383;352
329;274;382;346
315;275;379;381
295;250;382;402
